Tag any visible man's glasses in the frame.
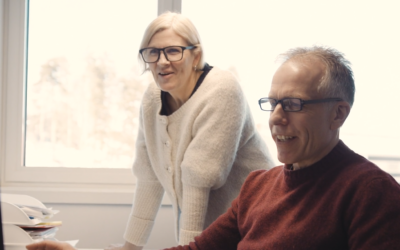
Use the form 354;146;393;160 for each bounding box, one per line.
258;97;343;112
139;45;197;63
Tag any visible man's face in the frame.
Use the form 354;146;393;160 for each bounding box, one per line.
268;59;337;169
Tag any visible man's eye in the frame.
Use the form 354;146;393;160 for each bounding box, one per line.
284;99;301;110
270;101;277;108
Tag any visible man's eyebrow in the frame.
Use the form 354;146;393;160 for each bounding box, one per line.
267;95;305;99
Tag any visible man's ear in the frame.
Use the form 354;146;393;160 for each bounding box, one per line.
330;101;351;130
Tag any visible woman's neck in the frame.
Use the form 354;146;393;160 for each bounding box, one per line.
166;71;202;114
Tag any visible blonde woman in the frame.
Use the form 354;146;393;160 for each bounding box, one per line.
114;12;273;249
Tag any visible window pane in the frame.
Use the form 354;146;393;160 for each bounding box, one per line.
25;0;156;168
182;0;400;180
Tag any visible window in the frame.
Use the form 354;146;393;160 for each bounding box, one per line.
0;0;171;203
182;0;400;181
2;0;399;204
25;0;156;169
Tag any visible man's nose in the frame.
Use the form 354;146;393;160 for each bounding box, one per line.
269;103;288;126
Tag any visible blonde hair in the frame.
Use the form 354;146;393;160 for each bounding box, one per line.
138;12;205;71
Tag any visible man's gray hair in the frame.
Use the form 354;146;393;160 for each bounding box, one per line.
279;46;355;107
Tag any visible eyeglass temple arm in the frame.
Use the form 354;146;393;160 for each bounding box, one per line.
301;98;343;105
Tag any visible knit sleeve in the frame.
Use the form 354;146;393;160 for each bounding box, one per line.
124;106;165;246
177;71;252;244
164;197;241;250
346;175;400;249
178;186;210;245
180;71;250;189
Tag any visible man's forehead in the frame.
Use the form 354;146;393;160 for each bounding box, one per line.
281;57;326;77
269;58;326;98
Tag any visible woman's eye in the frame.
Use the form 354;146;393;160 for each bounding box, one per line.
149;49;159;55
166;48;180;54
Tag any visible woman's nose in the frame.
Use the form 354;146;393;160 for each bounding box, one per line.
158;51;169;64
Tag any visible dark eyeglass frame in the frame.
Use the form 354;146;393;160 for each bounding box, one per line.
258;97;343;112
139;45;197;63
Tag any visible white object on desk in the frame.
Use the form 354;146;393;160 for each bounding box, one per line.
1;193;59;250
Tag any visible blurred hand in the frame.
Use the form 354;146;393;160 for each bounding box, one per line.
105;241;143;250
26;241;75;250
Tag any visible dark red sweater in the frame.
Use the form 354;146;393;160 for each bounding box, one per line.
164;141;400;250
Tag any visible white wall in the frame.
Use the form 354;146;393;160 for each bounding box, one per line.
39;203;176;249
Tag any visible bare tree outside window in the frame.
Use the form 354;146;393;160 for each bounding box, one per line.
25;55;150;168
24;0;156;168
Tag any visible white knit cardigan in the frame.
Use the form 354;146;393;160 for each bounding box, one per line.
123;67;273;246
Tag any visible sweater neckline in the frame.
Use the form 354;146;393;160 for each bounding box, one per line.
159;63;213;116
283;140;353;186
155;66;219;122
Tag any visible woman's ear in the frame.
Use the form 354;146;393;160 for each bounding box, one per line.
330;101;351;130
192;48;201;69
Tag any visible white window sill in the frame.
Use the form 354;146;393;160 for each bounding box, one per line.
0;186;172;205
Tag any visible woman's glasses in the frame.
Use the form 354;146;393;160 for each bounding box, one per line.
139;45;197;63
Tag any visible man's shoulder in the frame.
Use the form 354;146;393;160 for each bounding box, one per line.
245;166;284;185
340;154;396;183
236;166;284;201
329;153;400;194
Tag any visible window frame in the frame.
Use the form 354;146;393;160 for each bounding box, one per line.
3;0;398;204
0;0;180;204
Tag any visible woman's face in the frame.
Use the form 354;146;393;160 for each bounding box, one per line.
146;28;200;98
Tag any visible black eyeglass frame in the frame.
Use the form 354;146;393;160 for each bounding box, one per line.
139;45;197;63
258;97;344;112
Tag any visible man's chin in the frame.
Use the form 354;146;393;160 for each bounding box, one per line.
277;156;295;166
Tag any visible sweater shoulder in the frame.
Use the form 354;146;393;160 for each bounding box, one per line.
341;154;396;184
242;166;282;188
174;67;246;119
140;82;160;110
201;67;242;95
236;166;283;203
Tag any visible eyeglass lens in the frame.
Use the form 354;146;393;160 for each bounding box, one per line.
281;99;301;111
261;98;302;111
142;46;183;63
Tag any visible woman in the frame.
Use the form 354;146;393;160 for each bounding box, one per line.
116;12;273;249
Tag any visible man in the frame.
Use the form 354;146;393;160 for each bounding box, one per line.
26;46;400;250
